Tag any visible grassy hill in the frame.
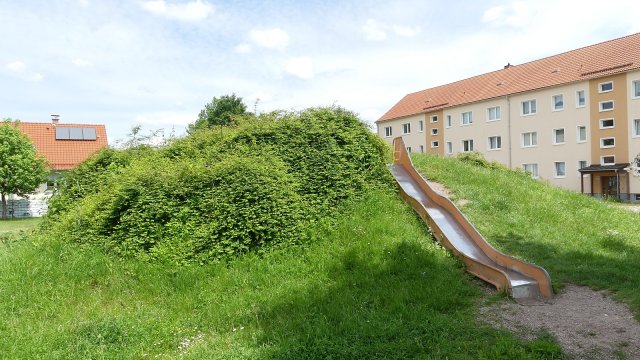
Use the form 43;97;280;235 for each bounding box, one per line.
412;153;640;317
0;190;560;359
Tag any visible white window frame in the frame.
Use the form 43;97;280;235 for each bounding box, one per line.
633;80;640;99
431;141;439;148
445;141;453;154
402;123;411;134
430;115;438;123
418;120;424;132
488;136;502;151
577;126;587;143
462;139;474;152
552;128;565;145
522;131;537;147
601;155;615;165
599;118;614;129
578;160;588;170
384;126;392;138
598;81;614;93
431;128;438;136
576;90;586;108
552;94;564;111
522;163;539;178
461;111;473;126
599;100;614;112
406;146;412;153
633;119;640;137
554;161;566;178
487;106;501;122
600;137;615;148
521;99;537;116
445;114;452;128
419;145;424;153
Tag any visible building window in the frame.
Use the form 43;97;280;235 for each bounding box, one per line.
446;141;453;154
553;128;565;144
488;136;502;150
384;126;392;137
552;94;564;111
554;162;566;178
487;106;501;121
419;145;424;153
599;118;614;129
445;115;452;128
521;99;537;115
601;155;615;165
599;81;613;93
461;111;473;125
418;120;424;132
462;139;474;152
431;128;438;136
431;115;438;123
406;146;412;153
522;131;537;147
577;126;587;142
431;141;439;148
578;160;588;170
523;163;539;178
402;123;411;134
599;100;614;112
600;137;615;148
576;90;586;107
634;119;640;137
634;80;640;98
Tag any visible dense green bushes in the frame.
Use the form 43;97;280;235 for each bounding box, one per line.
44;106;392;264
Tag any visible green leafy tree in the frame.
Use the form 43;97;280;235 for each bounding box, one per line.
0;120;49;218
188;94;248;132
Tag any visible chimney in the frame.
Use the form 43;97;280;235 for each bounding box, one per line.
51;114;60;124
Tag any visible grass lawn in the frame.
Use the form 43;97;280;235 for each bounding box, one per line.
0;217;42;235
412;154;640;317
0;190;561;359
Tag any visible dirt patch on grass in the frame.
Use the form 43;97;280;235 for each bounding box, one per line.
479;284;640;359
425;180;470;207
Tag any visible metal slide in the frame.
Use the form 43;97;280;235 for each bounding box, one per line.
389;137;552;303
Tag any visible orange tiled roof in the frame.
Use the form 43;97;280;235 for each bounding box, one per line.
16;122;108;170
378;33;640;122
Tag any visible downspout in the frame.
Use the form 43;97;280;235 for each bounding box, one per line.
506;95;512;168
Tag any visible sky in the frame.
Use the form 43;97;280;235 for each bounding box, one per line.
2;0;640;144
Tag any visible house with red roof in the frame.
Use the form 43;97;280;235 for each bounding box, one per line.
6;117;108;217
378;33;640;202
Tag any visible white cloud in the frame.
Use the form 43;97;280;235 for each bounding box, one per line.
482;1;530;28
285;56;314;80
249;28;289;50
393;25;421;37
135;112;193;126
6;61;43;82
141;0;214;22
234;43;252;54
362;19;386;41
72;58;92;67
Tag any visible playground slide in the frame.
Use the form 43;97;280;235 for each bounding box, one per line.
389;137;552;303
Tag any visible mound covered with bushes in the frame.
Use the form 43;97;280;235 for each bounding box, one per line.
44;107;391;264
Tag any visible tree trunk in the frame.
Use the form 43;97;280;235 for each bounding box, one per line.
1;193;6;219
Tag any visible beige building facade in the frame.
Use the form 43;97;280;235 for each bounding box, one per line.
377;33;640;201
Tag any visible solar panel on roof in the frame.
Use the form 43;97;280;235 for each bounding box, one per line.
55;127;70;140
82;127;96;140
69;127;83;140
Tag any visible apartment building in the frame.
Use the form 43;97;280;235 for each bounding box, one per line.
377;33;640;201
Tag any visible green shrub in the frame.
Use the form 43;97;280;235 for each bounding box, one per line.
44;106;391;264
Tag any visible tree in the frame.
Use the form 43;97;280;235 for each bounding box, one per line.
188;93;248;133
0;120;49;219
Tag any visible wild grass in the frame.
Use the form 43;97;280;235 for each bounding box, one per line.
0;190;561;359
412;154;640;317
0;217;41;234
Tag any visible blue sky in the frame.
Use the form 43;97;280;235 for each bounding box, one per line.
2;0;639;144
